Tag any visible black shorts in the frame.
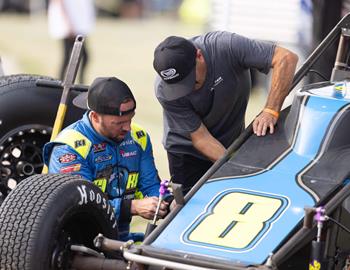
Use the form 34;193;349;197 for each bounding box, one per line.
167;152;213;195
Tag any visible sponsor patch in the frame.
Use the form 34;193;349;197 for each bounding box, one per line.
120;150;137;158
126;172;139;191
119;139;134;147
95;155;112;163
60;163;81;173
160;68;179;80
58;153;77;164
136;130;145;138
210;76;224;91
93;142;106;153
74;139;86;148
93;178;107;192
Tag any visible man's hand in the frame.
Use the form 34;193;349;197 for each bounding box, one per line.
131;197;169;220
254;46;298;137
253;111;278;136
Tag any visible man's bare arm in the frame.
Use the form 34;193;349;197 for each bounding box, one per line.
190;123;226;162
253;46;298;136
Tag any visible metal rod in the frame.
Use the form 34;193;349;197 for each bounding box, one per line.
292;12;350;88
41;35;84;174
94;233;133;253
71;254;127;270
333;29;350;70
50;35;84;140
123;250;221;270
36;79;88;92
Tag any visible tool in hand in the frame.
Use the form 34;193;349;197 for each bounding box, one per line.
152;180;169;225
144;180;170;238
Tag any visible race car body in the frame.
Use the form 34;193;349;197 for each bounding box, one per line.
121;13;350;270
134;81;350;269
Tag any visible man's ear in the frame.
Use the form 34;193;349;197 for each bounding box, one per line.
196;49;202;59
90;111;100;123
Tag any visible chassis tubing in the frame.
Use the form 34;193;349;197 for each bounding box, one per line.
72;255;127;270
271;184;350;266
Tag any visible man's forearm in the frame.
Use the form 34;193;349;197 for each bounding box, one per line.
265;47;298;111
192;135;226;162
196;141;226;162
191;123;226;162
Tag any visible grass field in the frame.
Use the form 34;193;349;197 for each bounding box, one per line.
0;13;267;231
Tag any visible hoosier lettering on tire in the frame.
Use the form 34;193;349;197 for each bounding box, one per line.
0;174;118;270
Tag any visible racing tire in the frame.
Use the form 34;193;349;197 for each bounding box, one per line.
0;74;85;197
0;173;118;270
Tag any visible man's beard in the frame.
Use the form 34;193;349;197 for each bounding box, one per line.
111;136;122;143
100;121;123;143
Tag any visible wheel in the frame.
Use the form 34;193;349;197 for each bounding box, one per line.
0;74;85;197
0;173;118;270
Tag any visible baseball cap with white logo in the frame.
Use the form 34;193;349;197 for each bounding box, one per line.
153;36;197;101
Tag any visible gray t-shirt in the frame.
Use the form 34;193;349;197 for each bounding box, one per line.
155;31;275;159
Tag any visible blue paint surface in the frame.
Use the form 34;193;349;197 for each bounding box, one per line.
152;92;349;265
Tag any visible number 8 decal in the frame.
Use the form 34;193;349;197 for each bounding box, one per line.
183;189;289;252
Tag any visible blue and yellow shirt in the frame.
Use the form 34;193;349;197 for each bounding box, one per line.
43;112;160;241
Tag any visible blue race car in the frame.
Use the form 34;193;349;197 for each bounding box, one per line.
123;13;350;270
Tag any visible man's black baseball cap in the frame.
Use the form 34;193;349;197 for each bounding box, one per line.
73;77;136;116
153;36;197;101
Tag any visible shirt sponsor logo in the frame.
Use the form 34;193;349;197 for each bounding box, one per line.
58;153;77;164
136;130;145;138
120;150;137;158
210;76;224;91
95;155;112;163
60;163;81;173
119;139;134;147
160;68;179;80
93;143;106;153
74;139;86;148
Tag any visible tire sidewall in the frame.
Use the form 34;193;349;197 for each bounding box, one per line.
28;178;117;269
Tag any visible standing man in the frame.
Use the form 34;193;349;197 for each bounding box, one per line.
153;31;298;194
43;77;168;241
48;0;95;83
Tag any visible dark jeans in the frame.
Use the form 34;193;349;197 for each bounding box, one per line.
167;152;213;195
60;37;88;84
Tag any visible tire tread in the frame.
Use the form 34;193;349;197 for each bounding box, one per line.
0;174;84;269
